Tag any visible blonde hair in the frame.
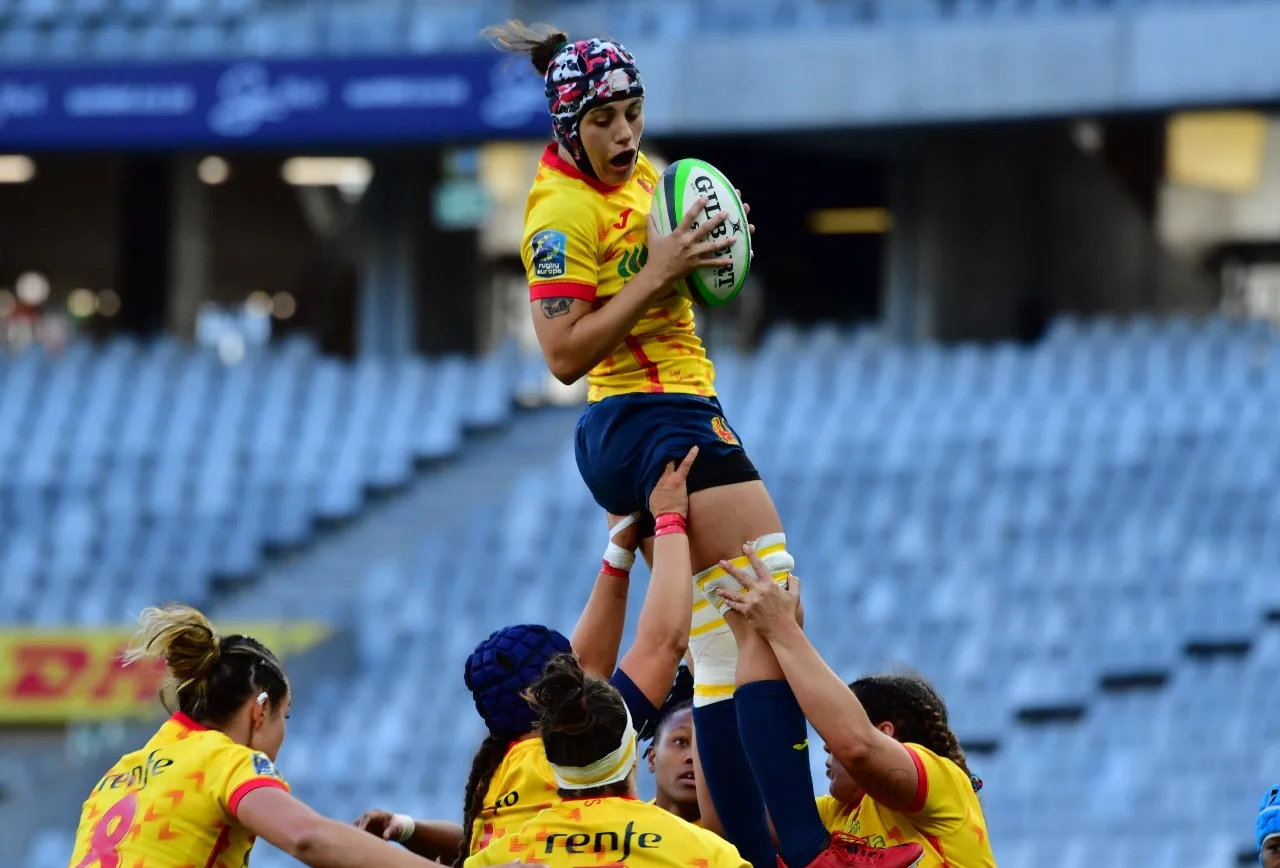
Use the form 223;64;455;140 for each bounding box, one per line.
124;603;221;694
124;603;289;724
480;20;567;76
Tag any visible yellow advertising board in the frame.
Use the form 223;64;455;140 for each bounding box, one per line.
0;623;331;724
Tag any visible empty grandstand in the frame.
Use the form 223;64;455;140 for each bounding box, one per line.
5;0;1280;865
5;316;1277;867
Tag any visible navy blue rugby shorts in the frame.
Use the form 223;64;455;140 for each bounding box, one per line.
574;392;761;528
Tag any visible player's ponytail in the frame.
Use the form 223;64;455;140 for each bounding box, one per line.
123;603;289;727
456;733;508;865
524;654;629;773
124;604;221;687
850;671;982;794
480;20;567;77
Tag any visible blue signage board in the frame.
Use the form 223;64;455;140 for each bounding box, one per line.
0;54;550;150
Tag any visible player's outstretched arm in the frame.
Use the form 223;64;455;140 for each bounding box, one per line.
718;555;922;813
571;512;641;678
353;810;464;863
616;447;698;706
240;788;518;868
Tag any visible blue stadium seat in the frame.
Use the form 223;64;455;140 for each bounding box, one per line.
16;314;1280;866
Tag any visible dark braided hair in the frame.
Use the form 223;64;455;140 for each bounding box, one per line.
455;733;509;866
849;671;982;794
123;604;289;727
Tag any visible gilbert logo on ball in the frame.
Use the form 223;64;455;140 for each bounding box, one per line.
650;158;752;307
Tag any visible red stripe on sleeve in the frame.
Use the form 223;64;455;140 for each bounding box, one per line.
529;281;597;302
903;745;930;814
228;778;288;817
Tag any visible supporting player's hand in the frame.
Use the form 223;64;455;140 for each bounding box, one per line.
353;809;406;842
646;198;735;288
715;542;802;639
648;445;699;518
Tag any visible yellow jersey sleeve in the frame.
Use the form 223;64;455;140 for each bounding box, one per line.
901;744;971;835
208;743;290;818
522;190;599;303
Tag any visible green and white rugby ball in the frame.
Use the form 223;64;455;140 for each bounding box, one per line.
651;158;752;307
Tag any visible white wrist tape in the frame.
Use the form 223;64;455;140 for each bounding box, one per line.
392;813;415;844
603;512;642;573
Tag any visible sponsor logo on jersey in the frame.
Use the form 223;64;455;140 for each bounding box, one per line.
94;750;174;793
531;229;568;278
541;821;663;858
710;416;739;447
616;244;648;280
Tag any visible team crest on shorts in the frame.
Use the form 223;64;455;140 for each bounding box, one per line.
710;416;740;446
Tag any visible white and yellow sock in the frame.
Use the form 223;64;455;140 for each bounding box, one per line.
688;533;794;707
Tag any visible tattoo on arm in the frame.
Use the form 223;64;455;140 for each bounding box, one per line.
887;768;913;791
540;297;573;319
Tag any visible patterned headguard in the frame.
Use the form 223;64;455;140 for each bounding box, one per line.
1259;785;1280;858
544;38;645;178
464;624;573;740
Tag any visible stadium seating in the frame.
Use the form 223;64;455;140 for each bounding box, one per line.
0;335;529;628
0;0;1247;65
14;314;1280;867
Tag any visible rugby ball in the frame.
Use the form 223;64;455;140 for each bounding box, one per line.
651;159;752;307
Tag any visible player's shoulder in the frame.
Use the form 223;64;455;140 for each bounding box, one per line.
904;742;966;782
527;173;600;231
506;734;549;772
903;743;976;808
196;733;283;781
490;736;549;794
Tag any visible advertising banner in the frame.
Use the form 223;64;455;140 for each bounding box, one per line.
0;53;548;150
0;622;331;723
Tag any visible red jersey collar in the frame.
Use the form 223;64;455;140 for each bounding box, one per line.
540;143;624;196
171;712;208;731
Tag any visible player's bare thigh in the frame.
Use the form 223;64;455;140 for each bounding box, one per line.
687;480;783;574
627;481;781;573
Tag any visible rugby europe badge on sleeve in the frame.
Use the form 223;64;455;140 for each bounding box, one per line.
651;159;752;307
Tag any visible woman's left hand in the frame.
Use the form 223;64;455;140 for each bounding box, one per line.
735;188;757;237
715;542;801;639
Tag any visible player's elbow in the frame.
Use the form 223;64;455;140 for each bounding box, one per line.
288;818;332;861
831;729;877;772
546;350;587;385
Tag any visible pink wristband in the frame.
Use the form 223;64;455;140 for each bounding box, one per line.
654;513;687;537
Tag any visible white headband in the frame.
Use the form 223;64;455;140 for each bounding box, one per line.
547;705;638;791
